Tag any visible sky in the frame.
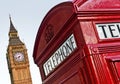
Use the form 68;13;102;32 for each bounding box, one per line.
0;0;72;84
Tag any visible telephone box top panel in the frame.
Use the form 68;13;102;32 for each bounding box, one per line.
74;0;120;12
33;2;75;61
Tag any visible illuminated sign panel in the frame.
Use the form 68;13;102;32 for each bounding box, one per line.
43;34;77;76
96;23;120;39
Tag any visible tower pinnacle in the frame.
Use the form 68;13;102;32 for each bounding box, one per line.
8;16;23;45
9;16;17;34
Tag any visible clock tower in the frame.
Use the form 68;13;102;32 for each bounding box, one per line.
6;17;32;84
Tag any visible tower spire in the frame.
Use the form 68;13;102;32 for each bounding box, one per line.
9;15;17;34
8;16;24;45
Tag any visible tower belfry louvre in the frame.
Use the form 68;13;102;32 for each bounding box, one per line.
6;17;32;84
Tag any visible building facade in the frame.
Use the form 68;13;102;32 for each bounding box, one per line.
6;17;32;84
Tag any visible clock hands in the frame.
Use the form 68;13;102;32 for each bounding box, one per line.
15;55;20;60
14;52;24;62
17;56;20;59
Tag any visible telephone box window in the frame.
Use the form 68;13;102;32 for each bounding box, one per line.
106;56;120;81
114;62;120;78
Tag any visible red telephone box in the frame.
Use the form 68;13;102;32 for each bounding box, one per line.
33;0;120;84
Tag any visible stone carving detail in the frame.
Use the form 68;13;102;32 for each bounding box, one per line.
45;24;54;43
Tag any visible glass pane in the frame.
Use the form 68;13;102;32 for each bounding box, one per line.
115;62;120;78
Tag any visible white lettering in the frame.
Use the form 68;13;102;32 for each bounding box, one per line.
96;23;120;39
43;34;77;76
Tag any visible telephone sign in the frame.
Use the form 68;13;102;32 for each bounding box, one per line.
96;23;120;39
43;34;77;76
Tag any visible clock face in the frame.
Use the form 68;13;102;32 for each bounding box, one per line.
14;52;24;62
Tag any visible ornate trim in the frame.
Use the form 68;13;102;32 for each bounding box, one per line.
45;24;54;43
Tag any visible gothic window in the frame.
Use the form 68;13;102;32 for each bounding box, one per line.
23;69;26;79
18;70;21;80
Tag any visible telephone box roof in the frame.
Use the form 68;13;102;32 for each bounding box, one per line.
75;0;120;12
33;0;120;63
33;2;75;62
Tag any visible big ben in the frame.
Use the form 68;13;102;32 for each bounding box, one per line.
6;17;32;84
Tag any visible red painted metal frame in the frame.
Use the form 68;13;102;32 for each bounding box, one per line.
33;0;120;84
